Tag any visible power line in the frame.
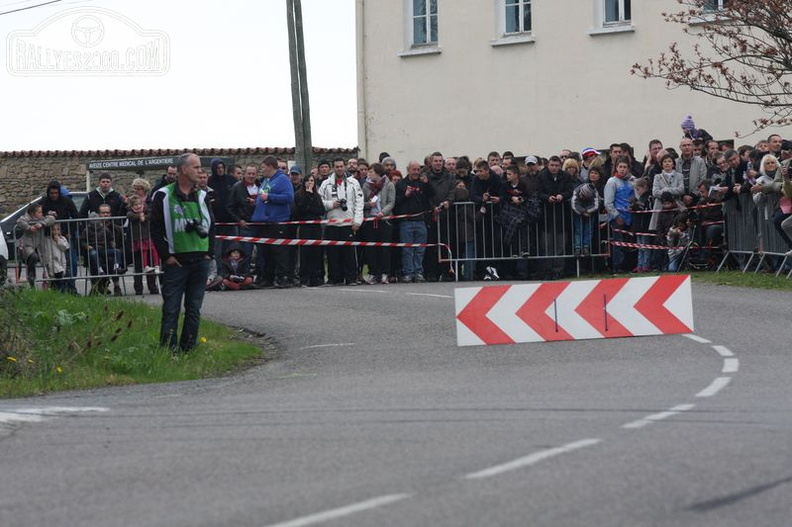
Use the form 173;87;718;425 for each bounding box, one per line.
0;0;61;17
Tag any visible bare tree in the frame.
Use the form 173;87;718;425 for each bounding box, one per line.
631;0;792;135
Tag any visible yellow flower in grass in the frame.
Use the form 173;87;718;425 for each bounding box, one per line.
6;356;17;363
56;366;63;374
199;337;207;344
27;359;34;364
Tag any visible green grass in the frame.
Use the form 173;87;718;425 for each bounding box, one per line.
0;288;271;398
689;269;792;290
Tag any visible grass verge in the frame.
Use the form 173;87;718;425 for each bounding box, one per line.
689;270;792;290
0;288;271;398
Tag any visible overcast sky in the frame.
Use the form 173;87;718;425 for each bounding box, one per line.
0;0;357;151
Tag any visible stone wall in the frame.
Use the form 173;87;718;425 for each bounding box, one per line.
0;147;358;215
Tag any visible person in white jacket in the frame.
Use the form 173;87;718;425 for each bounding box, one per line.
318;158;364;285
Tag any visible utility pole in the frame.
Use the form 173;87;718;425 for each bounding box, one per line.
287;0;313;170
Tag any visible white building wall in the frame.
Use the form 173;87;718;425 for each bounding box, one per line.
357;0;792;164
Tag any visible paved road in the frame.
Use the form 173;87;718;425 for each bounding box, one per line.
0;281;790;527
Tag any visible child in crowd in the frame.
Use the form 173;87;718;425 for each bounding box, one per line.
41;223;70;292
604;156;634;273
654;192;678;271
667;214;692;272
631;177;653;272
216;244;254;291
16;203;55;288
126;193;160;296
571;182;599;257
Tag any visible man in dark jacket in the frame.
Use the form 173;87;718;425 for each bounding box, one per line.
207;158;237;264
41;180;80;292
424;151;456;281
471;160;503;279
395;160;434;282
79;172;126;218
148;165;178;205
226;164;259;258
537;156;575;279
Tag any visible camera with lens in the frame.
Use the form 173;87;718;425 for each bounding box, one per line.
338;198;348;212
184;218;209;238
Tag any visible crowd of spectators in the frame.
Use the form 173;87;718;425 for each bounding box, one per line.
7;115;792;294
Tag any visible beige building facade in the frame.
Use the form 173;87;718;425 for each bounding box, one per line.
356;0;792;163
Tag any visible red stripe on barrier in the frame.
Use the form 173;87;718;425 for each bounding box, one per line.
456;286;515;345
516;282;573;341
634;275;693;334
576;278;633;338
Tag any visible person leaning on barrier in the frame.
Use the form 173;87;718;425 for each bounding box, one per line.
361;162;396;285
41;180;80;293
16;203;55;288
150;153;215;353
471;159;503;280
423;151;456;282
394;160;434;283
604;156;635;273
80;203;125;296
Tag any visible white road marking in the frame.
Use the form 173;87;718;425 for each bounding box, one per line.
712;345;734;357
696;377;731;398
622;404;695;429
722;358;740;373
265;494;411;527
683;334;711;344
337;288;386;294
0;406;108;427
464;438;601;480
406;293;454;299
297;343;356;350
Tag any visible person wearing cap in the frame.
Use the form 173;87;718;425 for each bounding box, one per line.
316;159;332;185
571;181;600;257
681;115;713;142
524;155;540;177
580;148;600;184
286;165;304;284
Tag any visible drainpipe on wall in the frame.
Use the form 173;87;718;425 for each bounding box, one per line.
355;0;368;160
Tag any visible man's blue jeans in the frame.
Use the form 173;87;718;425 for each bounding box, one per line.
160;257;210;352
400;220;427;278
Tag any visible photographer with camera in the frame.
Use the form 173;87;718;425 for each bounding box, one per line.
151;152;215;353
318;158;364;285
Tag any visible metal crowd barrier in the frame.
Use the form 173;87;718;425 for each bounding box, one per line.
719;192;791;277
10;215;160;295
437;201;611;280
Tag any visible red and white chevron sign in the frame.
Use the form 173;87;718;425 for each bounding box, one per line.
455;275;694;346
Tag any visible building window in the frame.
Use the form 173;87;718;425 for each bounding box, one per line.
702;0;728;11
604;0;630;25
412;0;438;46
504;0;531;35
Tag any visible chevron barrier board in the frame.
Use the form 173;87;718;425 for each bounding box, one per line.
455;275;694;346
